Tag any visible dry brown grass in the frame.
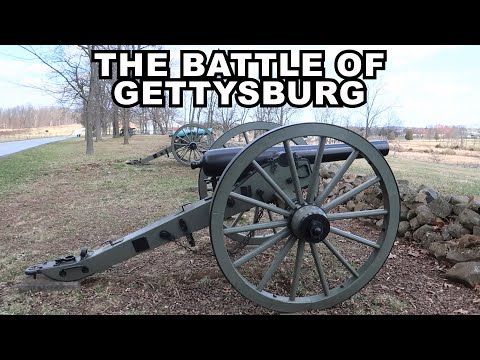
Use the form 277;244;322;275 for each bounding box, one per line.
0;124;82;142
392;138;480;163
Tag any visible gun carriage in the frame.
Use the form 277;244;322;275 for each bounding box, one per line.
26;123;400;313
127;123;215;166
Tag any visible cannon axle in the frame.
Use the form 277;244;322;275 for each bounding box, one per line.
290;205;330;244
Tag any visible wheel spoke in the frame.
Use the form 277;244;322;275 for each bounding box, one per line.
233;228;291;268
177;146;189;157
230;211;245;227
283;140;304;205
254;205;260;220
180;149;189;161
174;142;188;149
175;147;188;157
327;209;388;220
250;206;260;237
224;220;288;235
194;149;202;160
238;132;250;144
229;192;291;217
267;210;278;234
176;137;189;144
329;227;381;249
323;176;381;212
310;243;330;296
306;136;327;204
290;240;305;301
183;131;193;143
190;131;197;142
257;237;296;291
252;161;297;210
322;238;359;278
315;149;359;207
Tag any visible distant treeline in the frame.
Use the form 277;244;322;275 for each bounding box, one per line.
0;105;79;130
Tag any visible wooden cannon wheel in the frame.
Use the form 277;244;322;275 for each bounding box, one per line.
171;123;214;166
209;123;400;313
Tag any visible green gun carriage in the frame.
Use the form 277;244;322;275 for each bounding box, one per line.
127;123;215;166
26;123;400;313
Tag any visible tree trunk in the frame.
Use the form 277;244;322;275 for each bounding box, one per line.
101;106;108;135
123;108;129;145
92;61;102;142
85;98;94;155
112;105;119;138
85;45;95;155
196;107;202;123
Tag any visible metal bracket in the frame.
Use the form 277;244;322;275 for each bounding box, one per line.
179;219;195;247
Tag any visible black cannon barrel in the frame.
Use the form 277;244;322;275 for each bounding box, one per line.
191;140;389;177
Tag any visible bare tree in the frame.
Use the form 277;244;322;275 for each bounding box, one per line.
90;57;102;142
340;113;352;129
204;91;217;128
19;44;166;150
150;93;181;134
251;107;276;123
379;109;403;139
19;45;99;154
359;80;394;139
121;107;131;145
215;102;249;132
0;106;78;129
313;106;339;125
273;105;299;126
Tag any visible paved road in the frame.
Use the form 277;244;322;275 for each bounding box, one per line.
0;135;75;158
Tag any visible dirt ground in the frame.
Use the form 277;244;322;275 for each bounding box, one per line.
0;135;479;315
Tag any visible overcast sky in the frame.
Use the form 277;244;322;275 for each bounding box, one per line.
0;45;479;128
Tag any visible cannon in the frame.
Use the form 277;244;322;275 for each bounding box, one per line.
25;123;400;313
128;121;290;168
127;123;214;166
197;121;306;199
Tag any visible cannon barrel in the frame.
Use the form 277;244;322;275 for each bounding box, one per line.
191;140;389;177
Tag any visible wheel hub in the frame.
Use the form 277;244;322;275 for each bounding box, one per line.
290;205;330;243
189;142;198;150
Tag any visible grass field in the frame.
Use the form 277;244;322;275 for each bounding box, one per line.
395;137;480;152
0;124;82;142
0;135;479;314
350;157;480;196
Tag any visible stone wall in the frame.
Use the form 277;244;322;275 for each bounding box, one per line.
320;162;480;287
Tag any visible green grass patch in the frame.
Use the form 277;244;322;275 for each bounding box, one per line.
0;139;81;195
